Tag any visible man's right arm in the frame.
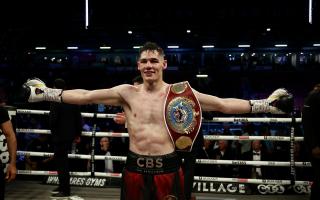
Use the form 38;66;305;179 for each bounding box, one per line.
23;78;127;106
62;88;124;106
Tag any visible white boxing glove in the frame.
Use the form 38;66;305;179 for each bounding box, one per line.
250;88;293;114
22;78;63;102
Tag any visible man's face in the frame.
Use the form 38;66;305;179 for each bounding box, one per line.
100;138;109;151
252;140;261;151
137;50;167;82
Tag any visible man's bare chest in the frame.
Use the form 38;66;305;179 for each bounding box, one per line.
131;93;166;121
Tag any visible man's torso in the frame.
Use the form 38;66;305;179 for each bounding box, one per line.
120;84;175;155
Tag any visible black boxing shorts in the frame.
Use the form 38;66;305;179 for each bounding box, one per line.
121;151;185;200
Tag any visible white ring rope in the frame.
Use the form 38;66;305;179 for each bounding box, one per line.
13;109;311;188
16;129;304;141
11;109;117;118
16;170;311;186
17;151;311;167
193;176;311;185
16;129;129;137
17;170;121;178
18;151;127;161
11;109;301;123
207;117;302;123
204;135;304;141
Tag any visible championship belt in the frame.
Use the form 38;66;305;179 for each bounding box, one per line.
164;81;202;152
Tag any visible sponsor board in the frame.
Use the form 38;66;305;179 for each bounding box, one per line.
193;181;311;195
45;176;107;187
193;182;248;194
257;184;311;194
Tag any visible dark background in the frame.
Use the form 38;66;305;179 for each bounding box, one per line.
0;0;319;110
0;0;319;49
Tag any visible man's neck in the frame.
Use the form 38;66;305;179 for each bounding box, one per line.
143;80;166;92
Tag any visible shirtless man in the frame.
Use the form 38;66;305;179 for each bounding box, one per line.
22;42;292;200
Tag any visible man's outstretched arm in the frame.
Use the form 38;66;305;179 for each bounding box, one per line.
22;78;126;106
196;88;293;114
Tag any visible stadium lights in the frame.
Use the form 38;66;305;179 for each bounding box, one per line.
99;46;111;49
238;44;250;48
275;44;287;47
35;47;46;50
196;74;208;78
133;46;142;49
309;0;313;24
85;0;89;29
167;46;179;49
202;45;215;48
67;46;79;50
313;44;320;47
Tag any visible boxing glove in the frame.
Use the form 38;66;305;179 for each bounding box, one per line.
22;78;63;102
250;88;293;114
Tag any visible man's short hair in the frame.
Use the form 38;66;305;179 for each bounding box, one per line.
138;42;165;59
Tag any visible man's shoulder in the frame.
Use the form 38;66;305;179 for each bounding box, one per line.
115;84;135;91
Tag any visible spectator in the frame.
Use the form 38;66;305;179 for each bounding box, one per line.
0;100;17;200
25;134;53;170
302;83;320;200
49;78;82;198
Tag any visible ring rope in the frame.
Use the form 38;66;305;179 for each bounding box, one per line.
17;170;121;178
13;109;311;191
17;151;311;167
16;170;311;186
11;109;301;123
15;129;304;141
16;129;130;137
16;128;303;141
193;176;311;185
18;151;126;161
11;109;117;118
206;117;302;123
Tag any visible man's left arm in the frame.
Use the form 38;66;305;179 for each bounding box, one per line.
196;92;251;114
195;88;293;114
1;120;17;182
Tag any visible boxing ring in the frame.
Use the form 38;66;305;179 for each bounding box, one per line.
6;109;312;199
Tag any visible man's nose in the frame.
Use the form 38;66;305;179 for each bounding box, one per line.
146;60;154;66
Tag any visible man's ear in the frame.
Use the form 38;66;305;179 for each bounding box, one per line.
163;59;168;69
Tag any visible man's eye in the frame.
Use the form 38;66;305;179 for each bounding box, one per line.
139;59;159;63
